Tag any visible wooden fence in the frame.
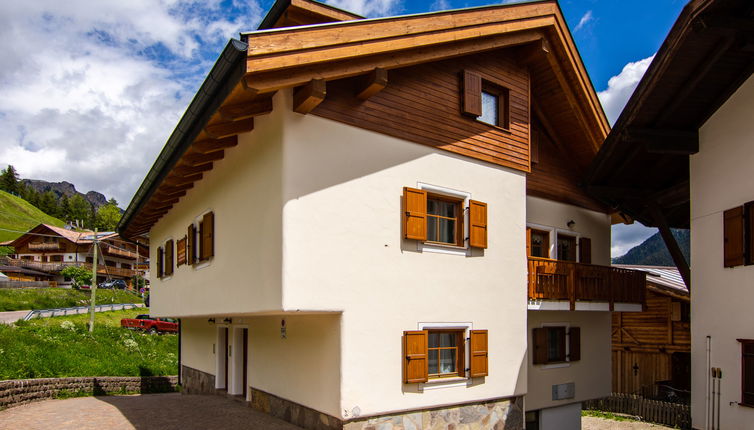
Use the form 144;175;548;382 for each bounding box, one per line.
584;393;691;429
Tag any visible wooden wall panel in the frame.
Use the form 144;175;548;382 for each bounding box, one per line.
312;51;531;173
612;350;671;396
527;121;607;212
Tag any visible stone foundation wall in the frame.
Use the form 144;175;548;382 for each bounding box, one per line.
343;396;524;430
181;365;216;395
0;376;178;410
250;387;343;430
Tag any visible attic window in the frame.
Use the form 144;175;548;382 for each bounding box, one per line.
461;70;510;130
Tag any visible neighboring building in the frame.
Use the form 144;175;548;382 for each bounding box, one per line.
7;224;146;286
611;266;690;400
586;0;754;428
0;265;53;282
119;1;645;429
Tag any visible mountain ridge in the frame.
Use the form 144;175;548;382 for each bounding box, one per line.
613;229;690;267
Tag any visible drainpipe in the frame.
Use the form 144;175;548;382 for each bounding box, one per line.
178;319;182;386
706;335;711;430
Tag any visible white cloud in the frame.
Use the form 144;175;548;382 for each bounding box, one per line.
324;0;401;17
573;10;593;32
0;0;263;206
430;0;451;12
611;223;657;259
597;54;655;125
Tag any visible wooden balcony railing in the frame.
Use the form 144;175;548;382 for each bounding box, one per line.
27;242;62;251
528;257;646;310
5;258;137;278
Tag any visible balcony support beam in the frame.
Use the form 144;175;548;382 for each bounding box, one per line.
648;204;691;290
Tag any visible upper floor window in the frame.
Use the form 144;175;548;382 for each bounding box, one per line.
461;70;510;130
529;229;550;258
723;202;754;267
403;187;487;250
557;234;577;262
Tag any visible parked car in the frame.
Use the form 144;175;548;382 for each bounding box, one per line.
99;279;127;289
120;314;178;334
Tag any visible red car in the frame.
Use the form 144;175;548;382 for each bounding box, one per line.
120;314;178;334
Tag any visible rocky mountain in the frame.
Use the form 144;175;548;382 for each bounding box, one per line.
21;179;109;209
612;229;690;267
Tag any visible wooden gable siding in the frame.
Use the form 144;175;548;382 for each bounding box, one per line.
527;120;608;212
311;51;531;173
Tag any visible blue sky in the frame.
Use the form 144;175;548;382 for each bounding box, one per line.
0;0;689;256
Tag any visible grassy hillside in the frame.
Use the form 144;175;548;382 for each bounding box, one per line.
0;308;177;380
0;190;65;243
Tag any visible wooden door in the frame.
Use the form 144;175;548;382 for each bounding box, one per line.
242;328;249;398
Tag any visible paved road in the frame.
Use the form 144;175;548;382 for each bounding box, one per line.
0;310;30;324
0;393;304;430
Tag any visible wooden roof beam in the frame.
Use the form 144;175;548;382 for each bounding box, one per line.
204;118;254;139
172;165;211;176
181;150;225;167
356;68;388;100
218;96;274;121
243;30;543;94
163;173;203;186
190;136;238;155
624;128;699;155
293;78;326;114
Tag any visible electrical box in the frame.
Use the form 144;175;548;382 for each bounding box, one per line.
552;382;575;400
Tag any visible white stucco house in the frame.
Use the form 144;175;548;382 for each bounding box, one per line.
586;0;754;428
119;1;646;429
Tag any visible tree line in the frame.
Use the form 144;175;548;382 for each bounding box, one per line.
0;165;122;231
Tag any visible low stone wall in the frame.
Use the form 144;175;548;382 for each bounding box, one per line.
0;376;178;410
250;387;342;430
181;366;216;395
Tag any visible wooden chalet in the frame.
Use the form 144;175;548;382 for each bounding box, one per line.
611;265;690;399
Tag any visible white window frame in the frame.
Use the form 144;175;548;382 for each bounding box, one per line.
416;183;471;256
417;321;473;390
540;322;574;369
526;223;583;262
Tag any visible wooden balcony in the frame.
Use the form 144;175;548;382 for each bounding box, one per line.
27;242;62;251
6;258;138;279
528;257;646;310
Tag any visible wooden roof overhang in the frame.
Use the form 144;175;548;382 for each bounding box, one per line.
119;0;609;239
257;0;362;30
586;0;754;230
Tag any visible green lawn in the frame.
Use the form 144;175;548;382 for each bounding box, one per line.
0;288;143;312
0;309;177;380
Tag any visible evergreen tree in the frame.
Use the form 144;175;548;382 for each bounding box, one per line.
38;191;59;216
0;165;19;194
95;201;122;231
67;194;91;227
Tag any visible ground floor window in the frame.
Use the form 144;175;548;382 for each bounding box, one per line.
739;339;754;407
427;330;464;378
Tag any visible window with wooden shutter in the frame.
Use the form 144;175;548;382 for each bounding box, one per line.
568;327;581;361
156;246;164;279
579;237;592;264
469;200;488;249
533;327;548;365
461;70;482;117
739;339;754;407
200;211;214;261
403;330;428;383
724;206;744;267
469;329;489;377
187;224;196;265
164;240;174;276
403;187;427;241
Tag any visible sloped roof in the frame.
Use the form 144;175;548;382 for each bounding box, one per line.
119;0;608;238
613;264;688;300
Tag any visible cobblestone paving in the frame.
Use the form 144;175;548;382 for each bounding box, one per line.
0;393;304;430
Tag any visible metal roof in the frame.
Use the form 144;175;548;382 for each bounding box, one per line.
613;264;688;298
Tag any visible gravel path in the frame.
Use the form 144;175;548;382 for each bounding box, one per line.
582;416;674;429
0;393;303;430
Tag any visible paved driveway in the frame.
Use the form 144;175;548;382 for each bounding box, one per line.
0;393;303;430
0;310;30;324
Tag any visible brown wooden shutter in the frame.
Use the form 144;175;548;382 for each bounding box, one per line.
176;238;186;267
746;202;754;265
724;206;744;267
533;327;548;364
156;246;164;279
526;227;532;257
740;340;754;406
461;70;482;117
403;187;427;241
469;329;489;377
200;212;215;261
403;330;428;383
469;200;488;249
569;327;581;361
164;240;174;276
187;224;196;265
579;237;592;264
